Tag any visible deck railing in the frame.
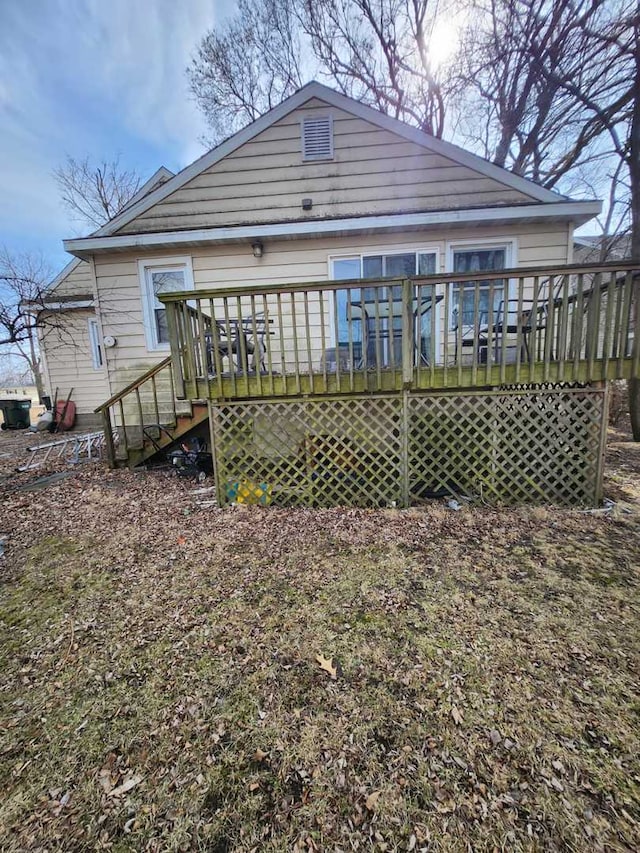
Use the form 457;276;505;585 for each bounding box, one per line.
95;355;181;467
160;261;639;400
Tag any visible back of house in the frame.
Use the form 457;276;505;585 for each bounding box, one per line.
41;82;636;506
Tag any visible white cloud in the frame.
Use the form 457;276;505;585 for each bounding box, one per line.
0;0;229;261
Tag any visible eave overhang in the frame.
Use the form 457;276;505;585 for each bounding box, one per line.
63;201;602;260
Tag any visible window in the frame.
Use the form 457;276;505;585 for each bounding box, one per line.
138;258;194;351
330;250;438;365
88;318;103;369
302;115;333;160
448;243;512;333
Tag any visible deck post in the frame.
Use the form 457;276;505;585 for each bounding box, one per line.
165;302;186;399
402;279;414;388
207;401;225;508
401;390;410;507
101;407;116;468
594;381;609;504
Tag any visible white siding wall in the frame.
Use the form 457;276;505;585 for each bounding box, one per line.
118;97;537;235
95;222;571;387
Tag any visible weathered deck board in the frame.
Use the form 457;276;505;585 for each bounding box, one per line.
161;261;639;402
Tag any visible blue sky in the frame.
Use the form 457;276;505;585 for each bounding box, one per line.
0;0;234;274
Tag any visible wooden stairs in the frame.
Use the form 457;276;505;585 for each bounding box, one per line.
95;356;211;469
125;401;210;468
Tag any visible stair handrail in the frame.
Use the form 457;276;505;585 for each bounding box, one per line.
94;355;175;467
94;355;173;414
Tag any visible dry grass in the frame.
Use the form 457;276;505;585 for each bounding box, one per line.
0;427;639;851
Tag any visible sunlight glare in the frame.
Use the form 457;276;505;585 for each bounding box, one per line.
429;18;460;69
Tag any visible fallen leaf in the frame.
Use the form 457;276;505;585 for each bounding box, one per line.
365;790;381;811
253;748;269;762
316;654;337;679
451;706;463;726
108;775;142;798
53;791;71;816
177;535;186;546
489;729;501;746
98;769;114;794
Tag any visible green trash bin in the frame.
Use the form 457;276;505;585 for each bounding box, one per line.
0;399;31;430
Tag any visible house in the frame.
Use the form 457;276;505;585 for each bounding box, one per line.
574;234;632;264
41;82;638;506
39;166;175;426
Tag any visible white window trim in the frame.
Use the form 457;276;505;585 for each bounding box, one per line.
138;256;194;352
329;246;441;280
328;247;440;347
445;237;518;326
88;317;103;369
301;114;334;161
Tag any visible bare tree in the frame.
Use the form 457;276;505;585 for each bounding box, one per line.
188;0;456;143
188;0;306;142
0;250;53;400
0;352;32;388
454;0;632;188
54;155;142;230
298;0;452;136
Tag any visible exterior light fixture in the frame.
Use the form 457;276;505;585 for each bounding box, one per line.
301;198;313;211
251;240;264;258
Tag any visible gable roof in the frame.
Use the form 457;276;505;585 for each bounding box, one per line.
88;82;567;241
48;166;175;293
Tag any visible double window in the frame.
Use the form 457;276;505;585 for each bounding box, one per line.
139;258;194;351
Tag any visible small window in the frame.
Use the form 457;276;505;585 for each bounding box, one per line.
88;318;103;369
139;257;194;351
450;246;508;332
302;115;333;160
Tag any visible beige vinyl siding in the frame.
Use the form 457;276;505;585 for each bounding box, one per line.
94;260;156;391
39;309;109;414
94;222;570;385
49;260;94;298
117;98;538;235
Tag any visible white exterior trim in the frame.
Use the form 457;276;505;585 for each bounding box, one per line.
445;235;518;272
40;300;95;310
46;257;83;293
328;245;441;279
64;201;602;258
87;317;103;370
327;246;441;351
445;236;518;326
46;168;175;294
118;166;175;212
138;256;195;352
77;82;580;241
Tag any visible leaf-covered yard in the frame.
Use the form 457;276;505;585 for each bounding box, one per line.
0;427;639;851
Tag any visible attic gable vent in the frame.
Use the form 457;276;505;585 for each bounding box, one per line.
302;115;333;160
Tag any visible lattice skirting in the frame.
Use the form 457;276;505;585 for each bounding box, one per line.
210;386;607;508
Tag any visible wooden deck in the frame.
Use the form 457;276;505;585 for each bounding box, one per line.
96;261;639;507
160;261;640;401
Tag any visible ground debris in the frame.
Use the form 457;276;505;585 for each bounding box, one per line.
0;425;639;850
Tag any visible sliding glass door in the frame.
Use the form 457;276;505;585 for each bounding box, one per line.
331;251;437;369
